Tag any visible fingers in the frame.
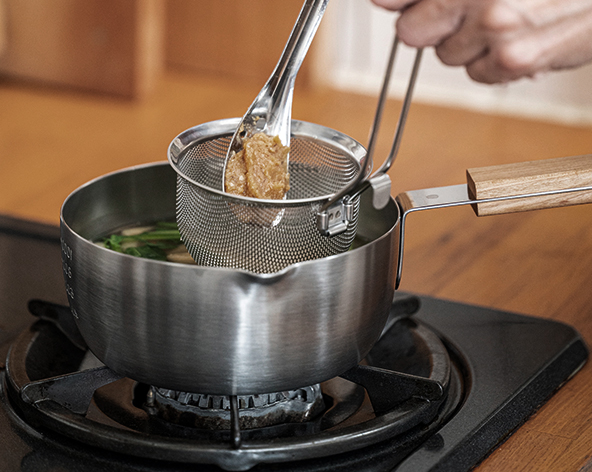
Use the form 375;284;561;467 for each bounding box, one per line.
370;0;419;11
465;43;538;84
396;0;467;47
433;1;521;67
435;17;489;66
466;10;592;83
373;0;592;84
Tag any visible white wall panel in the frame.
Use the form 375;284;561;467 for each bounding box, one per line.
315;0;592;125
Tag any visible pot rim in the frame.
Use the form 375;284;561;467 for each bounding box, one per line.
167;118;368;207
60;161;401;279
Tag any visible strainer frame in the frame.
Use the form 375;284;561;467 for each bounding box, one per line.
167;118;368;273
168;118;367;205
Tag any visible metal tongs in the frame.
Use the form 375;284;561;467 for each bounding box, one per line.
222;0;329;184
317;36;423;236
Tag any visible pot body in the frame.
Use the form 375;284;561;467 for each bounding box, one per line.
60;162;399;395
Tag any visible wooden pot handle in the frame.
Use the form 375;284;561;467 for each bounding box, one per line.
466;154;592;216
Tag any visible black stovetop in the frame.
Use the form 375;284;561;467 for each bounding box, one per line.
0;214;588;471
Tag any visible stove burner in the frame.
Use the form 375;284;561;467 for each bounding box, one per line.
148;384;325;430
2;297;457;471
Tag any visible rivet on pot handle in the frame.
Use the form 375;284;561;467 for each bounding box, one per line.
317;36;423;236
395;154;592;288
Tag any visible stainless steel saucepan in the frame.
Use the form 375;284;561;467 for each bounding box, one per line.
60;161;398;395
60;154;592;395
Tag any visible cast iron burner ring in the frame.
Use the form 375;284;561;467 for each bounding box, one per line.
148;384;326;430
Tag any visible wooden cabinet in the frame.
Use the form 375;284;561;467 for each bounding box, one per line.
165;0;311;85
0;0;311;98
0;0;6;57
0;0;165;98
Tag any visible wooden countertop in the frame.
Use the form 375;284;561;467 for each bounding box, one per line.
2;72;592;471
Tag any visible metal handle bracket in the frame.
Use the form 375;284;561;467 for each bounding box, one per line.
370;173;392;210
317;198;355;236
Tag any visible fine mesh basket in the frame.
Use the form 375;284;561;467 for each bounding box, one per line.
168;118;366;273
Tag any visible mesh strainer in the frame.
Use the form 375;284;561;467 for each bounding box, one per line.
168;119;366;273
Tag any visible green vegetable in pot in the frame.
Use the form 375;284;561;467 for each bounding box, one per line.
100;222;195;264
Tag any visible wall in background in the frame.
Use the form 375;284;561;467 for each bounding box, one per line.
315;0;592;125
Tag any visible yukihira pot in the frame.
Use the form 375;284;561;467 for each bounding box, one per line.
60;162;398;395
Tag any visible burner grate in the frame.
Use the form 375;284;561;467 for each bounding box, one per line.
2;297;457;471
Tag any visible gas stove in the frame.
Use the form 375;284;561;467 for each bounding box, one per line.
0;214;587;471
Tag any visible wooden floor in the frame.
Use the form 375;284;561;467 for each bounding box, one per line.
2;71;592;471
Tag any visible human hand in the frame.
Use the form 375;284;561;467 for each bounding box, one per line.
371;0;592;83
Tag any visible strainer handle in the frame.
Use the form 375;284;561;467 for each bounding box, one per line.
317;35;423;236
